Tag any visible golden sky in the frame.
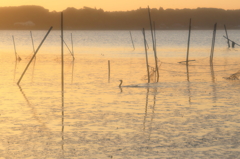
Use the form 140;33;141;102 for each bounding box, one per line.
0;0;240;11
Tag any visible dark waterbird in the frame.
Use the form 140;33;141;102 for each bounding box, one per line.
119;80;159;88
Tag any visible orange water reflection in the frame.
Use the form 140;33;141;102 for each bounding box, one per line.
1;52;240;158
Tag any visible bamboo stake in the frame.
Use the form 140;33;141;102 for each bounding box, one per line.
143;28;150;83
61;12;64;96
30;31;36;53
71;61;75;84
12;35;21;61
61;12;65;154
148;6;159;82
210;23;217;62
186;18;192;63
71;33;75;60
224;25;230;48
17;26;53;85
108;60;110;83
30;31;37;82
129;31;135;50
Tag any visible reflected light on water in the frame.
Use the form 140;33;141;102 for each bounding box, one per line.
0;30;240;158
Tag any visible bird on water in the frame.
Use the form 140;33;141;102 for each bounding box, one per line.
119;80;123;87
119;80;140;87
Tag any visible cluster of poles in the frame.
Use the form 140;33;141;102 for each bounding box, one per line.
142;6;160;83
15;7;239;87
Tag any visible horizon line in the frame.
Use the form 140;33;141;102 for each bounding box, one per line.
0;5;239;12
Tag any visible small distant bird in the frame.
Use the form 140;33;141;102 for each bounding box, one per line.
119;80;123;87
119;80;140;87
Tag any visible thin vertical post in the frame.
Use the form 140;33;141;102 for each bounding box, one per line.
12;35;18;61
61;12;64;155
61;12;64;95
30;31;35;53
210;23;217;62
108;60;110;83
224;25;230;48
71;33;75;60
153;21;156;51
17;27;53;85
129;31;135;50
148;6;159;82
186;18;192;63
143;28;150;83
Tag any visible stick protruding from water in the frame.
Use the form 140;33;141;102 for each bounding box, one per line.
17;26;53;85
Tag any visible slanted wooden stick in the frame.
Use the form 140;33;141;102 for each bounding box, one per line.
60;35;74;58
129;31;135;50
12;35;21;61
17;26;53;85
224;25;230;48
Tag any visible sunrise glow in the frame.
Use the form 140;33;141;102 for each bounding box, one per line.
0;0;240;11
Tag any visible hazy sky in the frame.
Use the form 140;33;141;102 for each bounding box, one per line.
1;0;240;11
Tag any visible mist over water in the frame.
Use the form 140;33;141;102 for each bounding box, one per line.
0;30;240;158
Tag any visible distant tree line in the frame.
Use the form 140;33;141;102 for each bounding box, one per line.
0;5;240;30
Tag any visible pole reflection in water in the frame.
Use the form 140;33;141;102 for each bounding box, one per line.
61;91;65;156
186;63;192;105
13;60;19;82
71;60;75;84
17;84;48;129
143;88;149;131
142;87;157;145
148;87;157;141
210;61;217;103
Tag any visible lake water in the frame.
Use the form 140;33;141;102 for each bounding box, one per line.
0;29;240;158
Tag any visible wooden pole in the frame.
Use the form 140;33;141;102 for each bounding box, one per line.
108;60;110;83
143;28;150;83
61;12;65;155
61;12;64;96
71;33;75;60
224;25;230;48
129;31;135;50
17;27;53;85
30;31;37;82
148;6;159;82
12;35;20;61
30;31;36;53
186;18;192;63
210;23;217;62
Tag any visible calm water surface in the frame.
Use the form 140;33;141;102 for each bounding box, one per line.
0;30;240;158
